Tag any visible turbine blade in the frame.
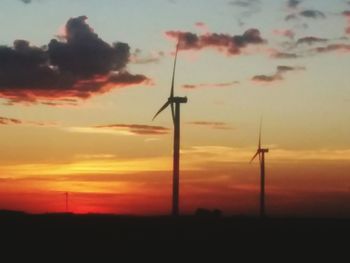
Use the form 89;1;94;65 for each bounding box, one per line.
170;39;180;99
152;101;171;121
250;151;259;163
171;102;175;124
258;117;262;150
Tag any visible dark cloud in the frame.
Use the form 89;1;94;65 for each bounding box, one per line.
95;124;170;135
287;0;302;9
187;121;232;130
48;16;128;77
165;29;266;56
182;81;239;90
252;65;305;83
271;52;299;59
19;0;31;3
296;36;328;45
313;44;350;53
0;16;150;105
300;10;326;19
285;10;326;21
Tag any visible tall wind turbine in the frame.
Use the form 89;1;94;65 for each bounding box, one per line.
153;40;187;217
250;120;269;218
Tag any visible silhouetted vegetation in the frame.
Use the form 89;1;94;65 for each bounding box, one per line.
1;210;350;242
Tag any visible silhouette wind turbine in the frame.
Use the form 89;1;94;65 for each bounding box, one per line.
250;120;269;218
152;40;187;217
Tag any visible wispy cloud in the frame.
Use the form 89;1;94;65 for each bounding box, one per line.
286;10;326;21
296;36;328;45
94;124;170;135
270;51;299;59
287;0;302;9
228;0;262;26
182;81;239;90
312;44;350;54
252;65;305;83
181;145;350;165
130;49;165;64
0;116;55;126
65;124;170;136
187;121;233;130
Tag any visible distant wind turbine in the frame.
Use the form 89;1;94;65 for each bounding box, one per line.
250;120;269;218
153;40;188;217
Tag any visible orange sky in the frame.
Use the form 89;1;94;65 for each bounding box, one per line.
0;0;350;217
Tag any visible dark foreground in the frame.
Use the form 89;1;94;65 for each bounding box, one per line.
1;210;350;242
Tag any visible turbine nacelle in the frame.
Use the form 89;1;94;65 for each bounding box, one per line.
168;96;188;104
258;148;269;153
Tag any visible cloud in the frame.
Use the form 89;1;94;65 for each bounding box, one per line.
130;49;165;64
300;10;326;19
0;16;150;105
296;36;328;45
252;65;305;83
187;121;233;130
287;0;302;9
165;28;266;56
94;124;170;135
229;0;260;8
0;116;22;125
182;81;239;90
19;0;31;3
271;51;299;59
182;145;350;164
66;124;170;136
313;44;350;53
285;10;326;21
228;0;262;25
0;116;53;126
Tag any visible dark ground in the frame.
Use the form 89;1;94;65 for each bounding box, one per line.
1;210;350;242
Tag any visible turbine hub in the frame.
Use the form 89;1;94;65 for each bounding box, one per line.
169;96;188;103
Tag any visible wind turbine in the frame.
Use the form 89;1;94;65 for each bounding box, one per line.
153;40;188;217
250;120;269;218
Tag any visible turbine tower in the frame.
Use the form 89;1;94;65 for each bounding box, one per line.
250;120;269;218
153;40;187;217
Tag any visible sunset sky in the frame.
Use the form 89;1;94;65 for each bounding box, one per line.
0;0;349;217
